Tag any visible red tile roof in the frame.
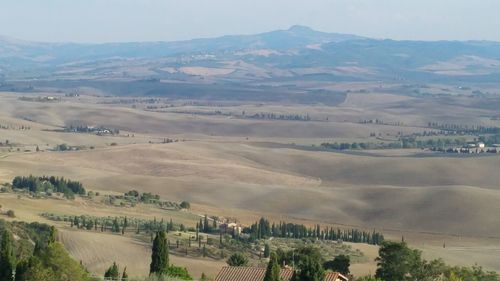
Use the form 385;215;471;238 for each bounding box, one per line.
215;266;294;281
324;272;349;281
215;266;348;281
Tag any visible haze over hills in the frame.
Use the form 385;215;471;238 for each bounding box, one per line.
2;25;500;87
2;20;500;280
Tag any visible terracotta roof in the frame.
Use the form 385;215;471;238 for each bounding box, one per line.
215;267;348;281
324;272;349;281
215;266;294;281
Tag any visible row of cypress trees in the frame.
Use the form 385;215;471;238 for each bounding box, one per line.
248;217;384;245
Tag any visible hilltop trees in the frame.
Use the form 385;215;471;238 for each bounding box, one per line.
150;231;169;276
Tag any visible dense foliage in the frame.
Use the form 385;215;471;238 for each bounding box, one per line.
374;241;500;281
226;253;249;267
263;252;281;281
12;175;86;198
324;254;350;276
0;220;90;281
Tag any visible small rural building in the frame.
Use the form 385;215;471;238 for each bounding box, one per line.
214;266;348;281
220;222;242;236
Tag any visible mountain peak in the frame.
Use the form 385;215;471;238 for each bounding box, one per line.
288;25;314;32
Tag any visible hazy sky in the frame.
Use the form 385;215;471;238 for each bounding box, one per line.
0;0;499;43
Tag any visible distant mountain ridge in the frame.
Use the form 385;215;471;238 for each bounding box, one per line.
0;26;364;62
1;26;500;83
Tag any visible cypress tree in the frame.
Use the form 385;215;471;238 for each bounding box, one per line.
0;229;15;281
121;266;128;281
195;223;199;241
263;252;281;281
204;215;209;233
104;262;120;280
48;226;57;244
149;231;169;275
264;244;271;258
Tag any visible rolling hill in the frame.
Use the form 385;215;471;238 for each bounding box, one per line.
1;26;500;86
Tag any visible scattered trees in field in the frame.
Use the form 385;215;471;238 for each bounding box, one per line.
42;213;183;235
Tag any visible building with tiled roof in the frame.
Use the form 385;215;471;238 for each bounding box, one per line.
215;266;348;281
324;271;349;281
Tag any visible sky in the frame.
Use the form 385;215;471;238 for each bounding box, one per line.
0;0;499;43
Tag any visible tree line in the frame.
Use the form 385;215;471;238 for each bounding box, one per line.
244;218;384;245
428;122;500;135
321;137;470;151
42;213;187;236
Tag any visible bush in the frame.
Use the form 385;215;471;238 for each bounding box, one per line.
166;265;193;280
6;210;15;218
226;253;249;266
179;201;190;209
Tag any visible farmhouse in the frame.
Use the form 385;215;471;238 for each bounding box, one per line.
220;222;242;236
214;266;348;281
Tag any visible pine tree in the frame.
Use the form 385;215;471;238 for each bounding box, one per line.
150;231;169;275
0;230;15;281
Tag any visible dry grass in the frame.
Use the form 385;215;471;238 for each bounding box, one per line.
1;90;500;275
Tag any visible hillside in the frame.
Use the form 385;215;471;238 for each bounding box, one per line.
1;26;500;86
